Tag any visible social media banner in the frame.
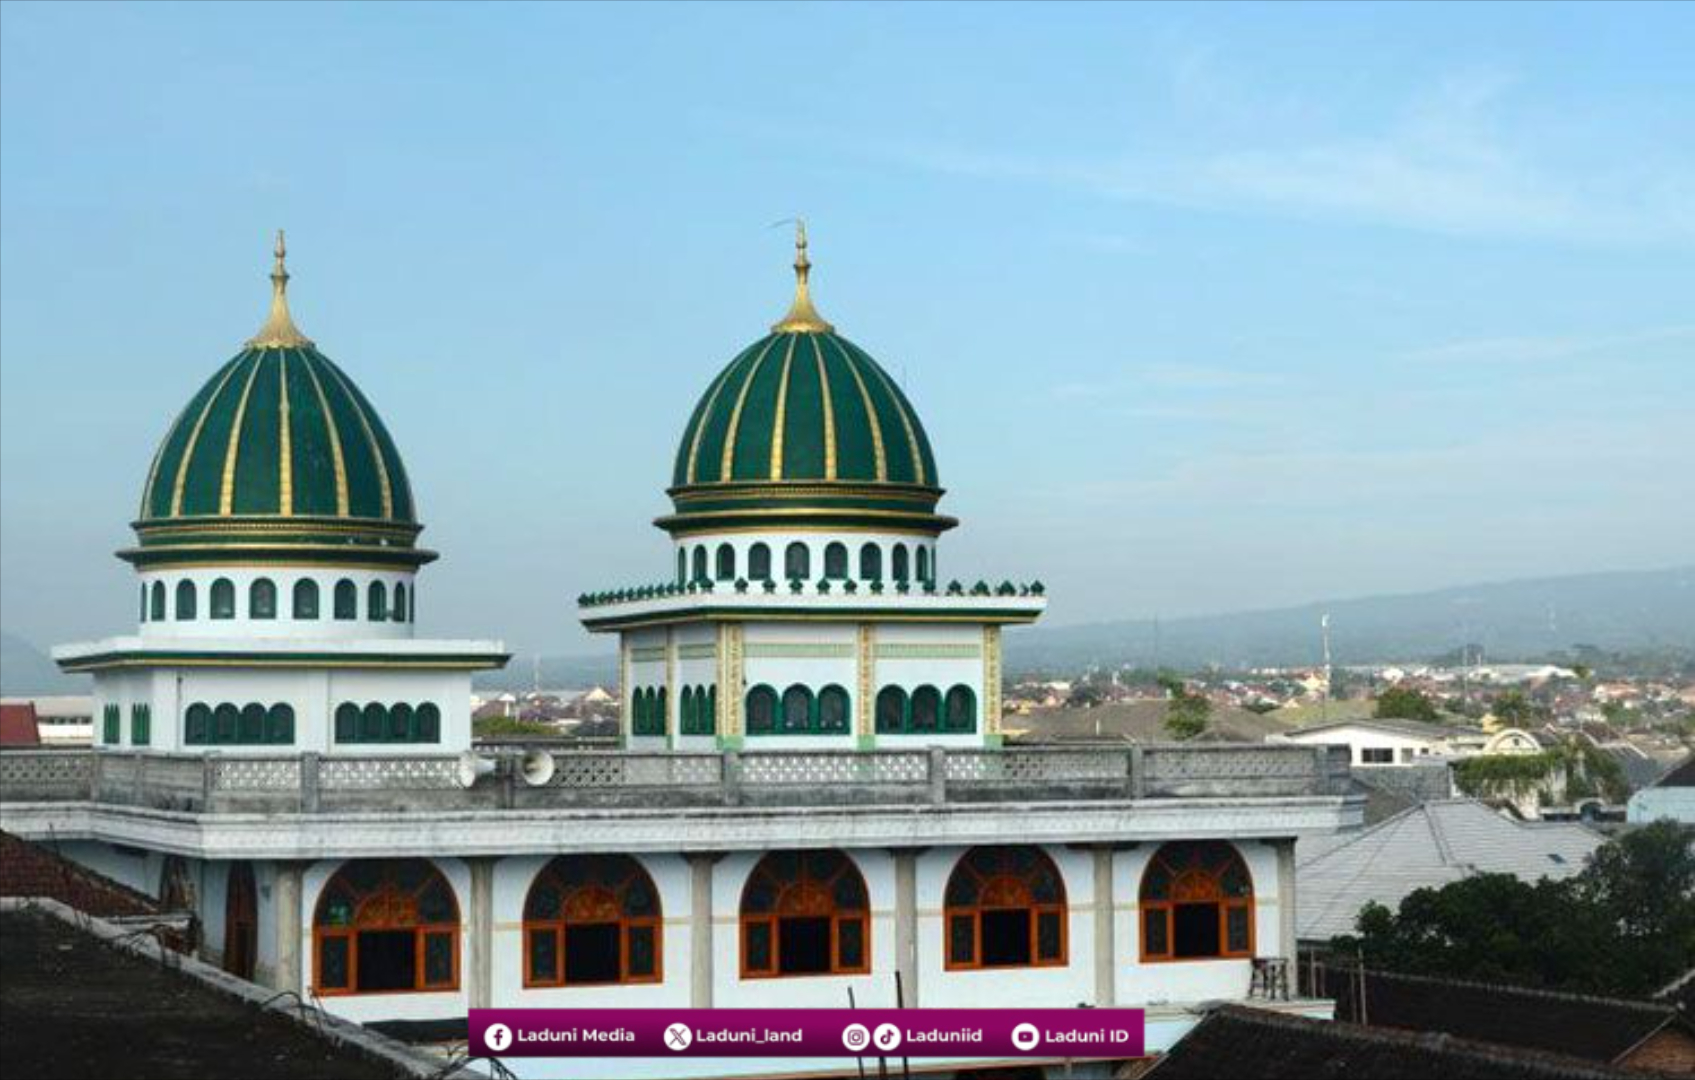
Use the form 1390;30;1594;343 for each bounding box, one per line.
471;1008;1144;1058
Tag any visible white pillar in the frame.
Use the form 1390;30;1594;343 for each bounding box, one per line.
1093;844;1116;1007
1276;838;1298;966
468;857;495;1009
689;853;716;1008
270;861;303;995
894;849;919;1007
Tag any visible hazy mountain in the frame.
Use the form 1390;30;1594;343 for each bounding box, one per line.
0;632;84;695
1004;566;1695;674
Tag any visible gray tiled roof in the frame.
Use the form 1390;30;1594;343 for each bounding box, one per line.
1297;799;1604;941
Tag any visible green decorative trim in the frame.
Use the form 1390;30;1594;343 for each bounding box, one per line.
874;643;983;659
630;646;668;663
677;644;718;660
715;734;745;751
856;733;877;751
983;732;1005;748
59;648;508;673
744;643;856;659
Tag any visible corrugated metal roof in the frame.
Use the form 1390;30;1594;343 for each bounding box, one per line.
1297;799;1604;941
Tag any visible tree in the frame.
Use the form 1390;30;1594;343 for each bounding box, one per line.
1160;674;1211;740
1374;686;1438;724
1490;689;1541;726
1333;823;1695;997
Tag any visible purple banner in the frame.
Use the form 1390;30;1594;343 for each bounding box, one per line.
471;1008;1144;1058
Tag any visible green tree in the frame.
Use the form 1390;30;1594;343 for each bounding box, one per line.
1374;686;1438;724
1160;674;1211;740
1490;689;1541;726
1569;820;1695;991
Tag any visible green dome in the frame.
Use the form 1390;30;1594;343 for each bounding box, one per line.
661;229;952;536
124;236;430;569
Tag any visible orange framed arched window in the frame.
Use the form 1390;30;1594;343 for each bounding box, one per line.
313;859;459;996
740;850;869;979
944;845;1067;970
1139;841;1254;962
524;855;662;988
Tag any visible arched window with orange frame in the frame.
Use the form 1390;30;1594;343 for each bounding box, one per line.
1138;841;1254;962
740;850;869;978
523;855;662;988
313;859;459;996
944;845;1067;970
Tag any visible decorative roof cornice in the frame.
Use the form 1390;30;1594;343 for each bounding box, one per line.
245;230;314;348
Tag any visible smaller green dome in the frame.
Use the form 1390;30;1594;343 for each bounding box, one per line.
124;235;430;569
662;226;952;536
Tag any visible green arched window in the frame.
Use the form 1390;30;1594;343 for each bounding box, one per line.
715;544;736;581
266;704;295;744
784;542;810;582
393;583;408;622
150;581;166;621
676;549;686;586
294;579;320;620
175;580;197;621
944;685;977;733
680;687;696;732
876;686;908;733
911;686;941;732
210;579;236;620
185;703;212;744
140;584;148;622
859;544;881;581
335;703;360;742
746;685;778;734
824;543;848;580
250;578;277;620
334;579;357;620
416;704;441;742
892;544;910;584
917;547;932;585
748;543;772;582
368;581;388;622
781;685;814;732
818;685;851;733
361;703;387;741
692;546;707;584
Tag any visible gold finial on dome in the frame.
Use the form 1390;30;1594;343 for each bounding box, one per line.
246;229;314;348
772;219;834;334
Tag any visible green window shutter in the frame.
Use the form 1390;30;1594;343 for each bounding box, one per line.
131;704;151;746
103;705;121;745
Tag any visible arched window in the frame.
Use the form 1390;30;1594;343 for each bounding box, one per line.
656;687;668;733
748;543;772;582
140;584;148;622
910;685;941;732
746;685;778;735
334;579;357;620
185;703;212;745
944;846;1067;970
944;685;977;733
175;580;197;621
393;583;408;622
706;687;717;734
314;859;459;996
824;542;848;580
716;544;736;581
250;578;277;620
740;850;869;978
361;702;387;742
368;581;388;622
781;685;814;733
266;704;295;744
859;544;882;581
784;542;810;582
1139;841;1254;962
676;549;686;586
917;547;931;585
524;855;661;987
389;703;414;742
150;581;166;621
875;686;909;734
210;578;236;619
293;579;320;620
416;704;441;742
238;703;266;743
680;687;696;733
692;545;707;584
817;685;851;733
213;703;239;743
892;544;910;584
334;702;360;743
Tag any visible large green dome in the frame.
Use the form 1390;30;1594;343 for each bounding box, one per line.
660;227;953;537
124;235;430;569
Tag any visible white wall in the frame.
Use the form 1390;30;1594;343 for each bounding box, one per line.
1282;725;1441;766
137;565;417;641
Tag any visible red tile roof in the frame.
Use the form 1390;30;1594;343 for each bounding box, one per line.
0;703;41;746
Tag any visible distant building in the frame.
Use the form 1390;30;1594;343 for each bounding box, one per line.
1272;717;1484;767
1297;799;1603;942
1629;755;1695;825
0;696;91;745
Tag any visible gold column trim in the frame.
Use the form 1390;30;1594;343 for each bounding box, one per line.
319;356;394;518
299;353;351;516
856;340;927;486
826;335;887;482
170;352;249;515
984;625;1003;735
810;335;838;480
768;333;799;480
856;623;874;739
719;335;782;480
278;350;294;515
620;636;633;737
665;628;677;745
217;351;267;515
246;230;314;349
725;623;745;737
684;355;740;485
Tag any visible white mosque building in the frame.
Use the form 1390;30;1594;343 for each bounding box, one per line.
1;230;1362;1079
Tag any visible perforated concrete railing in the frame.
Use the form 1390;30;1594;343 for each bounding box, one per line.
0;743;1348;811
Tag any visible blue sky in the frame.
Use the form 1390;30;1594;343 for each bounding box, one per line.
2;1;1691;657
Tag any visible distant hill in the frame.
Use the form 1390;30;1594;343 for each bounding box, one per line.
0;632;83;695
1005;567;1695;674
473;652;618;693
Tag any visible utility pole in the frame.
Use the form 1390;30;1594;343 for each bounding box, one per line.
1321;612;1332;724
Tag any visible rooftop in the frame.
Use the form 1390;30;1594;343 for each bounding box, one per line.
1143;1004;1643;1080
0;907;407;1080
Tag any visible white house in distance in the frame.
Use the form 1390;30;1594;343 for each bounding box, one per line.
1;230;1365;1079
1272;717;1484;767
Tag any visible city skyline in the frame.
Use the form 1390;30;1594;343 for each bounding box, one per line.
3;1;1692;657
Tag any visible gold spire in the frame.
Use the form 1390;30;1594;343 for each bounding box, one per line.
246;229;314;348
771;219;834;334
